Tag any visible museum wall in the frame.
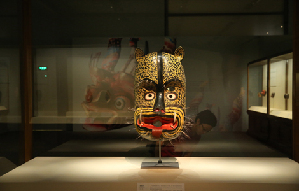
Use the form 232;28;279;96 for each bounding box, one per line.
0;48;21;124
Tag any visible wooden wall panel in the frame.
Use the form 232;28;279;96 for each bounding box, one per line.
293;0;299;163
20;0;32;163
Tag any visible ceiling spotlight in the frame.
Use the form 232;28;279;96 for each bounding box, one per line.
111;6;113;8
267;32;269;34
281;25;283;28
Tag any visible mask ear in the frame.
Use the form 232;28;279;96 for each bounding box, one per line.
174;46;184;61
135;48;145;61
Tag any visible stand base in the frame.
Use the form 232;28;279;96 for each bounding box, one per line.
141;162;179;169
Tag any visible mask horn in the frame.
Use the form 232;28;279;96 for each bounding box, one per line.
174;46;184;61
135;48;145;61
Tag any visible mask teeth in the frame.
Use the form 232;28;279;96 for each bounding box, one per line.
174;112;176;123
136;135;141;140
128;107;136;111
139;109;142;122
182;131;191;139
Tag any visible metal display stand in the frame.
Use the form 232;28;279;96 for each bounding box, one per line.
141;140;179;169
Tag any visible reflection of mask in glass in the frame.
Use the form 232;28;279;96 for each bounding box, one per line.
134;46;186;141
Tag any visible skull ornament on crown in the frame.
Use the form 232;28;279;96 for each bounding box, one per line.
134;46;186;141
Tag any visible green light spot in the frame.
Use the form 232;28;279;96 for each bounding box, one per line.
45;75;47;77
39;66;47;70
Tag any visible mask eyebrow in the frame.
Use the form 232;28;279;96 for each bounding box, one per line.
164;78;183;90
139;78;157;91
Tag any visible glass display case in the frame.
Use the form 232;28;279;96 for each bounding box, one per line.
247;52;293;156
269;53;293;119
247;52;293;119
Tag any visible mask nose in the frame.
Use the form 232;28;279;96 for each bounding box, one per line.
153;92;165;114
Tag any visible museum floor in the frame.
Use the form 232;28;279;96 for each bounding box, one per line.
1;126;299;191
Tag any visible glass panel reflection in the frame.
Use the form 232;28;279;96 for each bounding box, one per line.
169;15;284;36
30;0;293;159
248;60;268;114
0;0;22;174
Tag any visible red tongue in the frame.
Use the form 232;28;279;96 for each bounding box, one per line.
152;129;162;139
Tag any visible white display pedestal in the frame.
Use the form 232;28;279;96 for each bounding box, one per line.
1;157;299;191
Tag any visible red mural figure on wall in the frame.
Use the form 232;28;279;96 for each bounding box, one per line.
82;38;139;131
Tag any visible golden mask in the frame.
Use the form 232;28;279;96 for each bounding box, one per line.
134;46;186;141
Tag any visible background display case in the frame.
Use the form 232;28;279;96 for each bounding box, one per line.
248;59;268;114
247;52;293;157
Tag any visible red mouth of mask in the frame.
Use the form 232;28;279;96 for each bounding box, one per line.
137;115;178;138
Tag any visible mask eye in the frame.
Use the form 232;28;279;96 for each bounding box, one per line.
166;93;177;100
145;92;155;101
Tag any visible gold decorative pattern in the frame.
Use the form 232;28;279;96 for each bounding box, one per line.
134;46;186;141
